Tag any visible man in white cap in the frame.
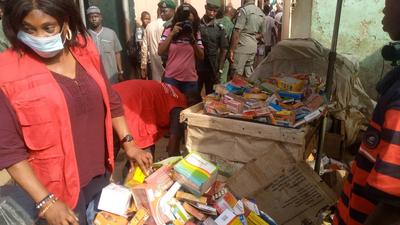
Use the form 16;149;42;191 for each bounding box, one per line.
87;5;124;84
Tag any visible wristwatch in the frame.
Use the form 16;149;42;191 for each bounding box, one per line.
120;134;134;144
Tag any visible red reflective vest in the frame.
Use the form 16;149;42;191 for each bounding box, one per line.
0;36;115;208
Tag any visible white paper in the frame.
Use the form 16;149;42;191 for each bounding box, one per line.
98;183;131;217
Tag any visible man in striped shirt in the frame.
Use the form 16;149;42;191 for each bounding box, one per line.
334;1;400;224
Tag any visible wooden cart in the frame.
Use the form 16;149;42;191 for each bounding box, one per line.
180;103;320;167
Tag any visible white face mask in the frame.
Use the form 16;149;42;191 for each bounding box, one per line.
17;30;65;58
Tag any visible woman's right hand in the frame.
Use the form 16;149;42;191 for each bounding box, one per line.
125;146;153;174
171;23;182;36
43;200;79;225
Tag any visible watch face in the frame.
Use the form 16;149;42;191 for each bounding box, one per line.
127;135;133;142
122;134;134;143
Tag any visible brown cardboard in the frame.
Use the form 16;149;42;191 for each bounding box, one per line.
323;132;343;160
227;149;336;225
181;103;319;163
94;211;128;225
321;170;348;197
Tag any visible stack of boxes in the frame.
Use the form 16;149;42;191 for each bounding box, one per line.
94;153;277;225
204;74;326;128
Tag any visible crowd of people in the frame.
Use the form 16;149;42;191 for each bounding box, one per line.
133;0;284;90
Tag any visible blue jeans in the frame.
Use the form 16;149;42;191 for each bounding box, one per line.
0;185;38;224
163;77;198;95
0;173;108;225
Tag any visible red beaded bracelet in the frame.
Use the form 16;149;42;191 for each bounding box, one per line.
38;198;58;218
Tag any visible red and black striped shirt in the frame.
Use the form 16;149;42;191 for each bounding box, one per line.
335;66;400;225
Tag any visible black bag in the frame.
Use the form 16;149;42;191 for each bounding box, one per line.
0;197;34;225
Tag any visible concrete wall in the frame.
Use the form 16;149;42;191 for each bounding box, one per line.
311;0;391;99
289;0;312;38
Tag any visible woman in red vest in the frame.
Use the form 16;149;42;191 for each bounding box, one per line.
0;0;152;224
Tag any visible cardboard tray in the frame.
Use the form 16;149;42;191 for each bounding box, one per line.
180;103;320;163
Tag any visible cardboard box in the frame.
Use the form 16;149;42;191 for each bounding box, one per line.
214;209;236;225
227;150;336;225
183;202;207;221
214;192;238;214
98;184;132;217
128;208;150;225
276;76;305;92
321;170;347;197
94;211;128;225
180;103;319;166
246;211;269;225
124;166;146;188
131;183;175;225
145;165;174;192
323;132;343;160
174;153;218;196
170;199;192;223
176;191;208;205
242;198;260;215
203;217;218;225
187;202;217;216
156;182;182;224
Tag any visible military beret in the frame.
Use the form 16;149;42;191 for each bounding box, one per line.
158;0;177;9
206;0;221;8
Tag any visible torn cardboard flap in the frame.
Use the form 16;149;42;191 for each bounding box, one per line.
227;150;336;225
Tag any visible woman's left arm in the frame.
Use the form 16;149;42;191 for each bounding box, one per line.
112;116;153;173
192;32;204;61
192;43;204;61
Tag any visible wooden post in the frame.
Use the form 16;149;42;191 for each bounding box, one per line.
122;0;130;41
78;0;86;26
257;0;263;9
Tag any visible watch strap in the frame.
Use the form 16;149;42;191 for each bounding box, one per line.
120;134;134;144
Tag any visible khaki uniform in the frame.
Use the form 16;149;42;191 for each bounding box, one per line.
163;18;173;28
218;16;234;83
0;22;10;52
233;2;265;77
